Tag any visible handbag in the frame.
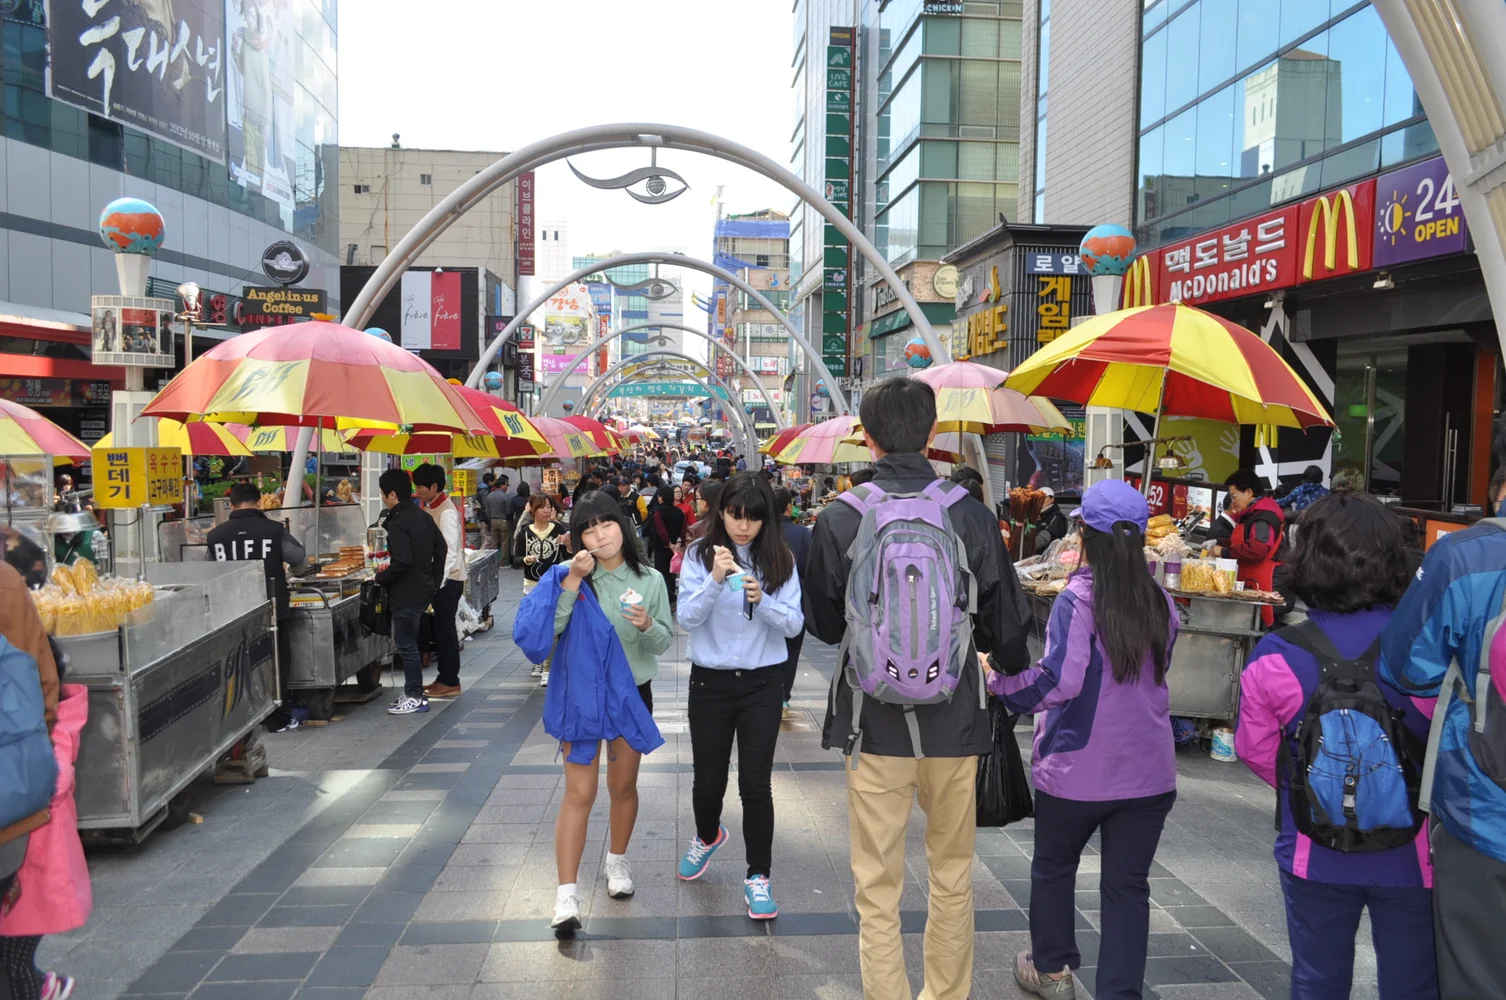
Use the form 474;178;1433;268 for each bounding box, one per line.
358;580;392;637
976;697;1033;827
669;545;684;575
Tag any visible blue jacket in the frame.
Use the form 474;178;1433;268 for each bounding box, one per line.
513;565;664;764
1380;521;1506;863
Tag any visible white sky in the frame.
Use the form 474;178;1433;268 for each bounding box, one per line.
338;0;797;350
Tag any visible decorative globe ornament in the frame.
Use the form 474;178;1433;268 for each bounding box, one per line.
903;336;933;369
98;197;165;255
1078;223;1137;276
814;380;829;397
562;400;575;412
483;371;504;391
365;327;393;342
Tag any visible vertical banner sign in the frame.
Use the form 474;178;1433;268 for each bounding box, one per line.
1036;277;1072;343
400;272;434;349
517;172;536;276
822;27;855;380
430;271;462;351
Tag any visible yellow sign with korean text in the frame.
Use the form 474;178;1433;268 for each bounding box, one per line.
451;469;476;496
91;446;183;508
1036;276;1073;343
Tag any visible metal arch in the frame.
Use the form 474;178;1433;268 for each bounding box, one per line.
340;122;946;362
582;352;761;455
459;252;848;417
536;321;787;429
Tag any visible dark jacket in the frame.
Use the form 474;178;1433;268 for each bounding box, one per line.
1034;502;1071;551
781;520;812;580
806;452;1032;757
206;508;307;615
375;502;446;610
645;501;685;555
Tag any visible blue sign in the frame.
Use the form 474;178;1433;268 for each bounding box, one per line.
1025;252;1086;276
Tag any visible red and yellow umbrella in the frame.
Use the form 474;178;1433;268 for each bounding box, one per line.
241;425;352;453
142;321;490;433
97;418;253;457
0;398;90;461
760;423;810;457
561;416;623;455
772;416;870;465
1003;304;1332;428
343;388;551;461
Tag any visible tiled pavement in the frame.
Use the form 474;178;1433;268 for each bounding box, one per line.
43;567;1388;1000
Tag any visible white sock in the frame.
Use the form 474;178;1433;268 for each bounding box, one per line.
557;882;578;900
606;851;627;866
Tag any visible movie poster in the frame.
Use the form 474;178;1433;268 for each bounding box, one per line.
225;0;296;207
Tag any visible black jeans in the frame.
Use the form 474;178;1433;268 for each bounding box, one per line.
1030;788;1176;999
652;548;677;605
780;632;805;702
688;664;783;879
392;606;425;698
431;579;464;687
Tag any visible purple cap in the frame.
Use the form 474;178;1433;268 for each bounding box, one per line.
1070;479;1150;534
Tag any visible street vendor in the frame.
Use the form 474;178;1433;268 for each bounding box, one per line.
1033;487;1070;551
1212;470;1285;626
52;513;103;567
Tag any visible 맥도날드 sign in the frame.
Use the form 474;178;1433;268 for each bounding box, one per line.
48;0;226;161
240;287;328;331
91;296;176;368
92;446;183;509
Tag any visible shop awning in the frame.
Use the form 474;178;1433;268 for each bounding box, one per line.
870;302;956;339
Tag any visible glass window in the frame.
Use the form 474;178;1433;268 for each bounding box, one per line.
1236;0;1279;74
1000;20;1022;59
1141;27;1167;127
1326;6;1386;148
1164;5;1200;112
1280;0;1331;50
878;184;919;264
886;70;922;155
927;16;962;56
1199;0;1238;95
1164;107;1196;185
885;138;921;196
1138;126;1164;222
1035;115;1049;193
1382;32;1423;127
1037;17;1050;98
958;141;995;180
1236;60;1277;177
1380;120;1437;166
921;182;951;249
1195;84;1237;200
1144;0;1167;35
924;139;959;178
961;19;1002;58
1320;137;1379;188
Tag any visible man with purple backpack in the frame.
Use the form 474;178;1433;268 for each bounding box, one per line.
806;378;1031;1000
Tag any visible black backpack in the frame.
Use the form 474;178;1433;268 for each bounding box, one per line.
1277;620;1426;853
359;580;392;637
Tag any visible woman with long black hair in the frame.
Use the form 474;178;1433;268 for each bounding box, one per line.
675;474;804;920
644;487;686;607
985;479;1178;1000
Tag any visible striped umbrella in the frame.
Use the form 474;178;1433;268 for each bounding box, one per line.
1003;304;1332;428
241;426;352;453
97;418;253;456
772;416;871;465
142;321;490;433
909;360;1074;435
342;389;552;460
760;423;810;457
561;416;623;454
531;416;607;461
0;398;90;461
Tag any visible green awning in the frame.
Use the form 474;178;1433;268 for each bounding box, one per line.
870;302;955;338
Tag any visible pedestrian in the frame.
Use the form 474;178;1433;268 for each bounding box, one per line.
375;469;446;716
644;488;685;608
412;464;466;700
805;377;1030;1000
675;473;804;919
674;484;696;529
512;490;671;935
773;487;811;719
987;479;1178;1000
515;494;569;686
683;481;724;546
1276;465;1330;515
1379;474;1506;998
485;474;515;557
1236;492;1436;1000
1213;470;1285;626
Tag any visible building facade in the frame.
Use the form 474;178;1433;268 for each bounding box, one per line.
714;211;793;427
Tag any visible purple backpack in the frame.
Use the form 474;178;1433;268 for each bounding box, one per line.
834;480;978;762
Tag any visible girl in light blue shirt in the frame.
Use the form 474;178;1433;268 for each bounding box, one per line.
675;474;803;920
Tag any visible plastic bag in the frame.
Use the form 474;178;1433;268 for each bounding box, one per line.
976;698;1034;828
456;596;484;638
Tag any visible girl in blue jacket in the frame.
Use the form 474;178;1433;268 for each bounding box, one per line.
513;491;671;935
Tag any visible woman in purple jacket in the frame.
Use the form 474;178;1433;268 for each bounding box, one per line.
1236;492;1437;1000
986;479;1178;1000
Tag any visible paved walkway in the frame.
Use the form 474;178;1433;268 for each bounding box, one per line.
42;568;1387;1000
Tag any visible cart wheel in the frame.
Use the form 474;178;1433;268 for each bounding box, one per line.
355;662;382;694
308;687;336;720
162;787;196;830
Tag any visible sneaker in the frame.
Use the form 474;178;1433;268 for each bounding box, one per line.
550;891;581;935
269;716;301;733
540;670;549;688
605;857;635;898
424;682;461;698
782;701;793;721
1014;952;1075;998
387;696;429;716
678;824;728;880
40;972;75;1000
744;875;778;920
531;663;544;677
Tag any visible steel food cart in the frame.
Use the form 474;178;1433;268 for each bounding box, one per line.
60;561;278;840
464;547;500;623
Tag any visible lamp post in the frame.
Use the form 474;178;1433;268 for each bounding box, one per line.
176;282;203;515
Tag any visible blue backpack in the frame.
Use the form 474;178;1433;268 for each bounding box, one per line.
0;635;58;829
1279;621;1426;852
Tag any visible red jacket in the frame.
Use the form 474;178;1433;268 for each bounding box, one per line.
1227;496;1284;625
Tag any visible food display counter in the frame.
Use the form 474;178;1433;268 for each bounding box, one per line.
57;561;278;839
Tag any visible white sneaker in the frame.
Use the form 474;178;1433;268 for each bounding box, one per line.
605;857;635;898
531;663;543;677
540;670;549;688
386;696;429;716
550;891;581;934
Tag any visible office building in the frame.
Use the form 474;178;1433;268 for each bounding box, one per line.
714;211;792;426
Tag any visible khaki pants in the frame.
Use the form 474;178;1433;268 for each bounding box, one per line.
490;519;512;556
847;753;978;1000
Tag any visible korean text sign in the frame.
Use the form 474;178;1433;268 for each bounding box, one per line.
92;447;183;509
1154;206;1300;307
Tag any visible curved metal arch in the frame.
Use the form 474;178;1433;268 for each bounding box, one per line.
460;252;848;417
537;322;786;429
341;123;946;365
584;350;760;455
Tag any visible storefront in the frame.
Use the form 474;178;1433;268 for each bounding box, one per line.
862;260;958;382
1124;154;1501;515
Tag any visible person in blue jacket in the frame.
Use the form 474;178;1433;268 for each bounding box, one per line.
1379;510;1506;1000
513;491;671;936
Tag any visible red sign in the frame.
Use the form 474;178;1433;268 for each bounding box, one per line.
430;271;462;351
1154;206;1300;308
0;378;112;407
596;315;611;375
1296;179;1376;284
517;171;536;277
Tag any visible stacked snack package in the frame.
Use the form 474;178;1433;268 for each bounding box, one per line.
1041;533;1083;580
33;558;155;635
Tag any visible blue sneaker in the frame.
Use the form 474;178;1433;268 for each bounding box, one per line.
677;824;728;880
744;875;778;919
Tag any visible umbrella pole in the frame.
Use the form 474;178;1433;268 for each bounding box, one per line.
1142;382;1167;499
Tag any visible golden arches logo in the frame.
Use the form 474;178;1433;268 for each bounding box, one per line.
1303;189;1359;279
1122;256;1154;307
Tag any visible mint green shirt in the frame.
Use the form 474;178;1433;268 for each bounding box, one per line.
555;560;673;685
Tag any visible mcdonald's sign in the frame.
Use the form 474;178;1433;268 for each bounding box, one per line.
1121;255;1155;308
1297;179;1375;283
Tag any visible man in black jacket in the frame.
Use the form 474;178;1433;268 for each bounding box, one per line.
208;482;308;730
375;469;446;716
805;377;1030;1000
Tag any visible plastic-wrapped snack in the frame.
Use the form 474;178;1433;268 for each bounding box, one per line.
1154;532;1192;558
50;563;77;596
71;557;98;595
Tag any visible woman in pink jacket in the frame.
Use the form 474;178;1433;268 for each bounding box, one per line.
0;681;91;1000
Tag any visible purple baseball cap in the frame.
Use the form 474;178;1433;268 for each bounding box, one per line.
1070;479;1150;534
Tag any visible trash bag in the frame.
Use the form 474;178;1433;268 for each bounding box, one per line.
456;596;484;638
976;698;1033;828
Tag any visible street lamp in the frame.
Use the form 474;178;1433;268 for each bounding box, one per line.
175;282;203;512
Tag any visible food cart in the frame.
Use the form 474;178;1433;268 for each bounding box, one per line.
57;560;279;840
465;546;500;625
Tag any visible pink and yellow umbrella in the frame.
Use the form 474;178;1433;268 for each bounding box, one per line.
0;398;90;461
772;416;871;465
